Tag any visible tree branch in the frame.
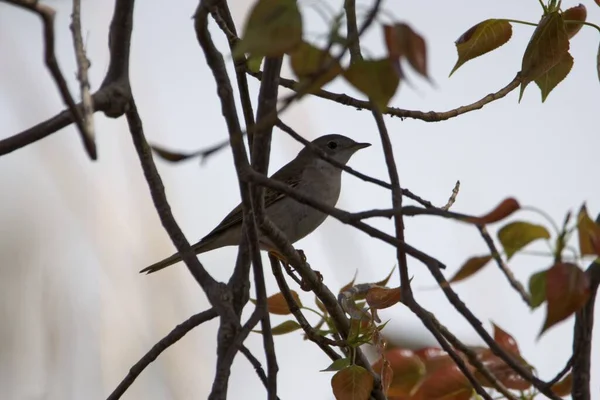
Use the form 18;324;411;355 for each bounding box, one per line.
106;309;218;400
240;345;282;400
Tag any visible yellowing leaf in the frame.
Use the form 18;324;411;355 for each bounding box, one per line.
520;12;570;101
534;52;573;102
366;287;401;309
343;58;400;110
247;54;264;73
449;255;492;283
264;291;302;315
563;4;587;39
467;197;521;224
233;0;302;59
289;41;342;94
257;320;301;335
577;204;600;256
383;23;429;78
529;270;547;309
331;365;374;400
540;262;591;336
450;19;512;76
551;372;573;396
498;221;551;260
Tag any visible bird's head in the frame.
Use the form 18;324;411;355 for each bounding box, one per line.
300;134;371;165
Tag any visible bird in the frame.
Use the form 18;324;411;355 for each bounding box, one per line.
141;134;371;274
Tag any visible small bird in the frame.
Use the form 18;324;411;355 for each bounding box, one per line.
141;134;371;274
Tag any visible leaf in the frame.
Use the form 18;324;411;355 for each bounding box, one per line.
380;360;394;396
474;348;532;391
366;287;401;309
551;372;572;396
151;145;196;162
289;41;342;94
343;58;400;110
315;295;327;313
374;265;396;287
373;349;426;396
233;0;302;59
449;255;492;283
492;323;520;356
467;197;521;224
534;52;574;102
383;23;429;78
497;221;551;260
520;12;570;100
577;204;600;256
562;4;587;39
415;364;473;400
449;19;512;76
529;270;547;309
265;291;302;315
331;365;374;400
321;357;351;372
339;270;358;294
414;347;455;374
265;320;301;335
541;262;591;335
247;54;264;73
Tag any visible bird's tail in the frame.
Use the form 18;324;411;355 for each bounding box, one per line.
140;240;210;274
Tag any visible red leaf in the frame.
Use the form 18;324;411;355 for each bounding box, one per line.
366;287;402;310
468;198;521;224
449;255;492;283
374;349;426;396
331;365;374;400
415;364;472;400
492;323;520;356
414;347;455;375
474;348;532;390
383;23;428;78
541;262;591;335
563;4;587;39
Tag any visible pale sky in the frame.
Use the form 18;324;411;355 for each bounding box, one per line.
0;0;598;399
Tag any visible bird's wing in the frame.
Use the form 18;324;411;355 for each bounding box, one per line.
200;172;301;243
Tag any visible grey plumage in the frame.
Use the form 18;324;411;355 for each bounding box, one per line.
141;134;370;274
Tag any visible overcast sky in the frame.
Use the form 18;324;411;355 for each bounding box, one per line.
0;0;598;399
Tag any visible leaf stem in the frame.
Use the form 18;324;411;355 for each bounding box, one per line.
500;18;539;28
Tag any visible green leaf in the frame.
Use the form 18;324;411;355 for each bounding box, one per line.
520;12;570;101
534;52;573;102
562;4;587;39
233;0;302;59
497;221;551;260
343;58;400;110
247;54;264;73
321;357;351;372
254;320;301;335
529;270;547;309
331;365;374;400
577;204;600;256
540;262;591;336
288;41;342;94
449;19;512;76
449;255;493;283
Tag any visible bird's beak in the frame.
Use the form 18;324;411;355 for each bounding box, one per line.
354;142;372;150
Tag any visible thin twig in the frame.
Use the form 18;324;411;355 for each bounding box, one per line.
69;0;95;149
3;0;96;159
106;309;218;400
544;355;572;388
240;346;282;400
442;180;460;210
344;0;362;63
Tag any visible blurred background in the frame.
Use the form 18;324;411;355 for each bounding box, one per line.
0;0;598;398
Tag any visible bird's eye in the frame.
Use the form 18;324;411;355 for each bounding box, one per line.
327;141;338;150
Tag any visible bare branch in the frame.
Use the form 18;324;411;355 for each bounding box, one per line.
2;0;96;158
442;180;460;210
106;309;218;400
344;0;362;63
240;346;282;400
69;0;95;148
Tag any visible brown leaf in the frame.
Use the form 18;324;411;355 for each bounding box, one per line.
343;58;400;110
374;265;396;287
339;270;358;294
265;291;302;315
233;0;302;59
289;41;342;94
498;221;551;260
381;360;394;396
534;52;574;102
449;255;492;283
563;4;587;39
467;197;521;224
577;204;600;256
520;12;570;100
415;364;472;400
474;348;532;390
366;287;401;310
383;23;428;78
541;262;591;335
551;372;573;396
492;323;520;356
450;19;512;76
414;347;455;375
151;145;196;162
373;349;426;396
331;365;374;400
